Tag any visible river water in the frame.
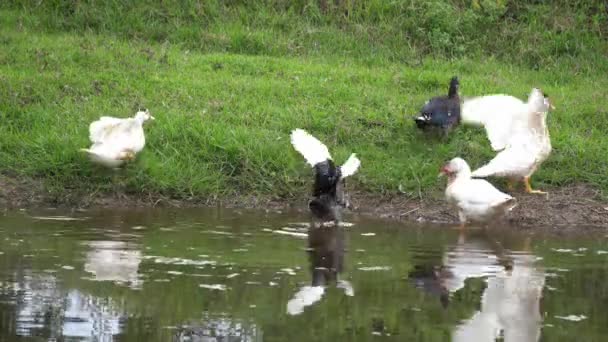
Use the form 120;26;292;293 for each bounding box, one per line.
0;207;606;341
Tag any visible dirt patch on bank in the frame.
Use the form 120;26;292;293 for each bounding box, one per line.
350;184;608;230
2;174;607;230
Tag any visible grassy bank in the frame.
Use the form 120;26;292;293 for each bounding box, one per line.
1;1;607;204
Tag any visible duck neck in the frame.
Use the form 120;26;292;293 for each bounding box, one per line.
528;111;549;138
135;116;145;125
448;170;470;185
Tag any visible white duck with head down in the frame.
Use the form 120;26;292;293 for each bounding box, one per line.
290;129;361;224
440;157;517;227
471;88;553;194
81;109;155;168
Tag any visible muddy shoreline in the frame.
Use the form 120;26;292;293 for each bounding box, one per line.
1;175;607;231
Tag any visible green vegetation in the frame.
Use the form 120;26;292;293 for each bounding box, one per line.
1;1;607;203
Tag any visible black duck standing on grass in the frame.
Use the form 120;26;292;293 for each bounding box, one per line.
414;76;461;135
290;129;361;225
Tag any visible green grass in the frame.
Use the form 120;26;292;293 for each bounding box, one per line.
0;1;607;203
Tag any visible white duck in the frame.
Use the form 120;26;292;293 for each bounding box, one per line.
440;157;517;227
471;89;552;194
80;109;155;168
461;89;555;151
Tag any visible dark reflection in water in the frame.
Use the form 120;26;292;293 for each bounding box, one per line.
0;208;606;341
309;226;345;287
287;226;353;315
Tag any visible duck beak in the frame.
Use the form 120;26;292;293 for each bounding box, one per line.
150;116;156;120
438;166;448;178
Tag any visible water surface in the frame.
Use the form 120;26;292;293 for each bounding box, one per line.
0;208;606;341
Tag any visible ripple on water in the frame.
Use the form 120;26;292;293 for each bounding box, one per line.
144;256;216;266
279;268;296;275
30;216;88;221
272;230;307;238
199;284;227;291
358;266;392;271
555;314;587;322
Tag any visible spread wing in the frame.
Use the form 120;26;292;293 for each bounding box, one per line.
461;95;529;151
340;153;361;178
290;129;332;167
89;117;131;144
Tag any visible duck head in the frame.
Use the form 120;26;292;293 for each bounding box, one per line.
414;76;461;132
134;109;155;123
439;157;471;183
527;88;555;113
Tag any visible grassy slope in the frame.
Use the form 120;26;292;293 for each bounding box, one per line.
1;1;607;203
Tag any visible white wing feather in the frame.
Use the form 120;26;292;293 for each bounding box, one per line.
89;116;127;144
88;116;146;154
340;153;361;178
290;129;332;167
461;95;529;151
79;144;127;168
456;179;513;207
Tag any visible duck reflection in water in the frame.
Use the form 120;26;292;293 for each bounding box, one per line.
410;230;545;341
409;231;506;309
452;236;545;342
287;225;353;315
408;263;451;308
83;241;142;289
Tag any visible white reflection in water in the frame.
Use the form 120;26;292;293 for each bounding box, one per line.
13;273;62;336
84;241;142;289
175;314;261;342
287;286;325;315
7;272;125;339
442;236;504;294
452;250;545;342
63;290;124;339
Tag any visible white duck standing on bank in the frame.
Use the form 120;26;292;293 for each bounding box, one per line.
80;109;155;168
471;89;553;194
440;158;517;228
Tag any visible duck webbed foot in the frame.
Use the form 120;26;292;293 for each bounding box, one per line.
524;176;548;195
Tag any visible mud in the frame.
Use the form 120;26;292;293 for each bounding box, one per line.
1;174;607;231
